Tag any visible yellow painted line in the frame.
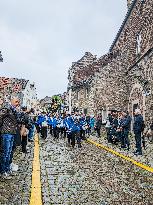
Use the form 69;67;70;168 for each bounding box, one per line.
30;134;42;205
87;138;153;173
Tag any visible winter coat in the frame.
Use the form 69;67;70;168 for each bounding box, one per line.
95;119;102;129
133;114;143;133
122;115;131;131
112;118;118;129
90;118;95;128
0;105;20;135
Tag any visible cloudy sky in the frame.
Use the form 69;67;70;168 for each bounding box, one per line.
0;0;127;99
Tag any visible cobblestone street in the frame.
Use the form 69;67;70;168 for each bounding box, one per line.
40;135;153;205
0;143;34;205
1;0;153;205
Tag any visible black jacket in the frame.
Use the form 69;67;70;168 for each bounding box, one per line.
0;105;19;135
96;119;102;129
122;115;131;131
133;114;143;133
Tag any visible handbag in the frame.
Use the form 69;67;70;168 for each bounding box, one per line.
20;125;28;137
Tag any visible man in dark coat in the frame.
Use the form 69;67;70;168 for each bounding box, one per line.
121;111;131;150
95;116;102;138
133;109;144;155
0;96;20;177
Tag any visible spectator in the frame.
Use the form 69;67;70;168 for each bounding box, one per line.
133;109;144;155
0;96;20;179
121;111;131;150
95;116;102;138
40;112;48;139
20;106;31;153
89;115;95;134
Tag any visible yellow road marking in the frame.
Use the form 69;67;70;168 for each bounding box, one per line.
87;139;153;173
30;134;42;205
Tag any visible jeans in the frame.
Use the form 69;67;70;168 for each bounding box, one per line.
76;131;81;147
0;134;14;173
28;125;35;140
71;131;76;148
10;135;17;165
97;128;101;138
68;131;81;148
41;127;48;139
121;130;130;148
106;127;111;142
35;124;40;133
22;135;27;153
80;130;86;140
134;131;142;153
49;125;53;135
53;127;59;139
67;133;72;145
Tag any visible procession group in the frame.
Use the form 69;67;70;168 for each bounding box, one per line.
35;111;103;147
36;108;151;157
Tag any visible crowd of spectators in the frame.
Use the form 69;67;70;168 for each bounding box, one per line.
0;95;35;179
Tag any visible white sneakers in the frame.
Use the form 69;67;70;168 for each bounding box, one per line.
0;163;18;179
10;163;19;172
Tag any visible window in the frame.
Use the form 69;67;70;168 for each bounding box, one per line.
76;91;80;100
136;33;142;55
85;87;89;99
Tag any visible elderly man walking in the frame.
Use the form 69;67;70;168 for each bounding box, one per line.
0;96;20;178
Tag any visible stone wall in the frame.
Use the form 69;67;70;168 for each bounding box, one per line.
127;49;153;125
68;0;153;123
110;0;153;61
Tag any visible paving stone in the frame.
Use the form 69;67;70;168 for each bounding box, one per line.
40;134;153;204
0;142;34;205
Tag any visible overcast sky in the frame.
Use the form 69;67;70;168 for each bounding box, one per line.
0;0;127;99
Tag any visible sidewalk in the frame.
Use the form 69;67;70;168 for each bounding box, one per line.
0;142;34;205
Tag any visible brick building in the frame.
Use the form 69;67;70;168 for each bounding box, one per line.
68;0;153;125
0;77;37;109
